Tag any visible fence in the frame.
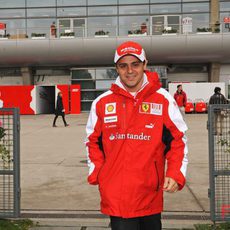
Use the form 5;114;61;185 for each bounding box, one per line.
208;104;230;222
0;108;20;218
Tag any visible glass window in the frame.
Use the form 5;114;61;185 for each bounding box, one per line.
151;0;181;2
119;16;149;36
182;13;209;33
57;7;86;17
27;19;56;38
27;8;56;17
0;0;25;8
119;0;149;4
88;6;117;15
151;4;181;14
220;2;230;11
87;17;118;37
27;0;56;7
0;9;25;18
0;19;26;36
182;3;209;13
57;0;86;6
182;0;209;1
88;0;117;5
119;5;149;15
96;69;117;79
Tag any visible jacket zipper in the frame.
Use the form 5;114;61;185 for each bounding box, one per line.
123;100;126;129
154;161;160;191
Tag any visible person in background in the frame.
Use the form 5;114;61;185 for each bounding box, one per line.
209;87;229;135
50;21;57;38
85;41;188;230
174;84;187;116
53;92;69;127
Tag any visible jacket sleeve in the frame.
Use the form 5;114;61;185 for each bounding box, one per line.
159;88;188;190
85;99;105;185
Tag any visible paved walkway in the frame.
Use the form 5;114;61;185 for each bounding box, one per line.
18;113;211;229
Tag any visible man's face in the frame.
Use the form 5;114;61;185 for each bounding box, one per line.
116;55;147;92
178;86;182;92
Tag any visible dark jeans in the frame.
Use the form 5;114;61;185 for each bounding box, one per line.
53;113;67;126
110;213;162;230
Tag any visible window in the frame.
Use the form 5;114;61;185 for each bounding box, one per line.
182;13;209;32
119;5;149;15
0;9;25;18
57;0;86;6
151;0;181;2
220;2;230;11
182;3;209;13
88;17;117;37
27;0;56;7
151;4;181;14
119;0;149;4
119;16;149;36
27;19;56;37
1;19;26;35
57;7;86;17
27;8;56;17
88;6;117;15
0;0;25;8
220;13;230;33
88;0;117;5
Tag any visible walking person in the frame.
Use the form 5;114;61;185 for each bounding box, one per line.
174;84;187;117
209;87;229;135
53;92;69;127
85;41;188;230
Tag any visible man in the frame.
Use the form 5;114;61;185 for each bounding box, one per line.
85;41;188;230
174;84;187;116
209;87;228;135
52;92;69;127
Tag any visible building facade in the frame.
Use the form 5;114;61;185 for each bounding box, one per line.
0;0;230;110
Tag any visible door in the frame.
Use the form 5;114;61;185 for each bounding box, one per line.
56;85;70;114
70;85;81;114
151;15;181;35
58;18;86;37
73;18;86;37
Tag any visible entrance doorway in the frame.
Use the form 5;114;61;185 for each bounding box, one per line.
58;18;86;37
151;15;181;35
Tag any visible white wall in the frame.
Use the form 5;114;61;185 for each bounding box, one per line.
34;75;70;85
168;73;208;83
220;64;230;85
169;82;226;102
0;76;23;85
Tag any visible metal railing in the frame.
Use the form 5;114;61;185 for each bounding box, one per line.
208;104;230;222
0;22;229;40
0;108;20;218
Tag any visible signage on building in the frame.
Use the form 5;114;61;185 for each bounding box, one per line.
182;17;192;33
0;23;6;36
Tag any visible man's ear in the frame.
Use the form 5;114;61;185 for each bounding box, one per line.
143;60;148;70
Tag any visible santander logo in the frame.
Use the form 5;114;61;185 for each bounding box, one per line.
109;132;151;141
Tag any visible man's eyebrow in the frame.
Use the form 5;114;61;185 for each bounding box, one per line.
118;61;142;65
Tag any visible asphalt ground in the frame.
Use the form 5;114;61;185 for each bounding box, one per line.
18;113;211;229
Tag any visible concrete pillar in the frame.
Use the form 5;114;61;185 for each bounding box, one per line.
209;63;220;82
21;67;33;85
210;0;220;32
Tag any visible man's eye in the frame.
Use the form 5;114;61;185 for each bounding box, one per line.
132;62;141;67
118;64;127;69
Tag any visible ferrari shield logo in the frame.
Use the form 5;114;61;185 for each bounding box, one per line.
140;102;151;114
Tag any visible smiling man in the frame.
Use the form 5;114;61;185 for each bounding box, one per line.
85;41;188;230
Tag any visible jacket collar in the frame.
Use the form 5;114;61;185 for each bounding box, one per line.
110;71;161;100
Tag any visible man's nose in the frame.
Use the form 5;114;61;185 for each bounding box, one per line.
127;64;133;73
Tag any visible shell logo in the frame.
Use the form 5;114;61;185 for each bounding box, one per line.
107;105;114;113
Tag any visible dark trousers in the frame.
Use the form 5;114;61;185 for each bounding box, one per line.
53;113;67;126
110;213;162;230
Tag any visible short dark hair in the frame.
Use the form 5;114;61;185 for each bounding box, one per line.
177;84;182;89
214;87;221;93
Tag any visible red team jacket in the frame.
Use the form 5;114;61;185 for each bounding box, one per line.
174;90;187;107
85;71;188;218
